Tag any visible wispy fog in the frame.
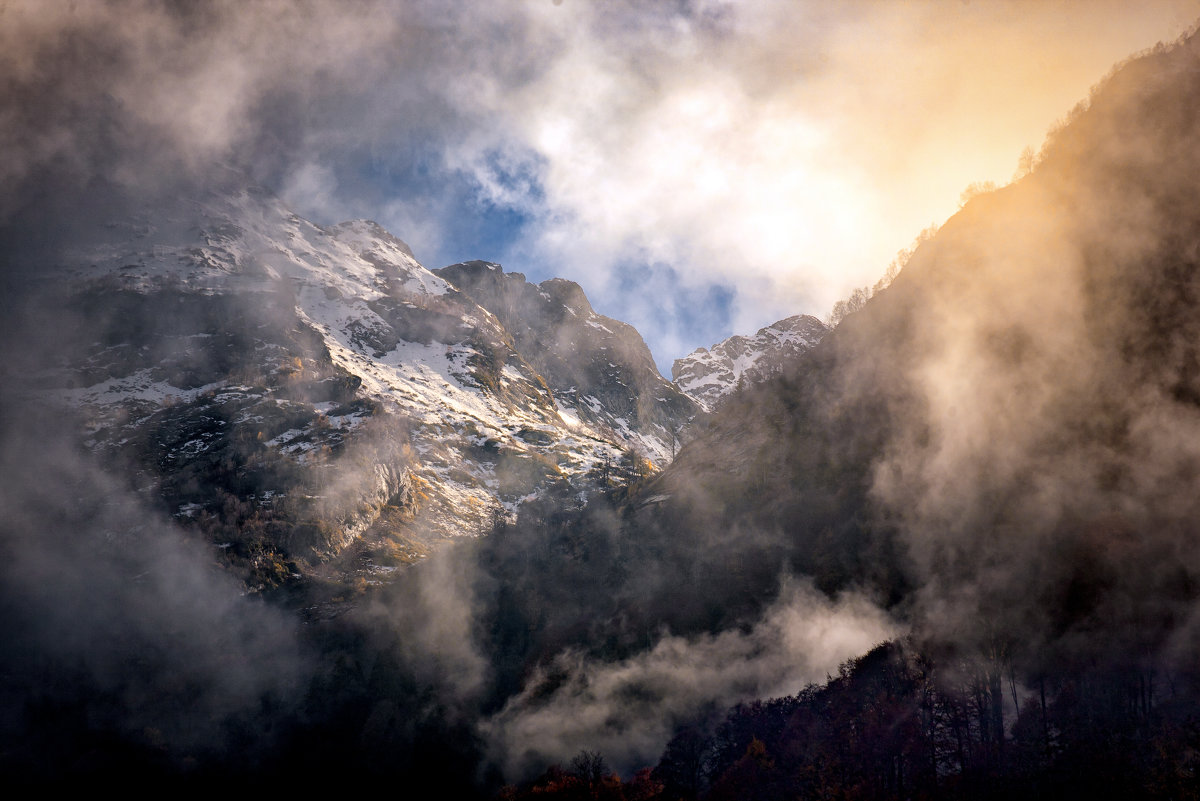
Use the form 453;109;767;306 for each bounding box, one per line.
481;578;896;778
0;400;308;767
1;0;1193;364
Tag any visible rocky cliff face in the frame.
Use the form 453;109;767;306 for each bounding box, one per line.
671;314;828;410
435;261;701;462
17;183;693;592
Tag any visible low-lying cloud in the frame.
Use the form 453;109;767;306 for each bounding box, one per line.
0;400;309;766
480;578;898;779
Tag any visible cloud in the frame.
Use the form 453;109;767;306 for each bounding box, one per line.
8;2;1200;782
0;397;309;765
429;0;1200;353
479;577;898;780
5;0;1194;365
856;30;1200;671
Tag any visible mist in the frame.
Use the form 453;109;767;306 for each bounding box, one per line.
0;397;309;774
2;0;1193;366
480;578;896;778
8;1;1200;795
811;32;1200;678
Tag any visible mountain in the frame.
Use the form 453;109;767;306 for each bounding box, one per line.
459;28;1200;790
11;181;695;595
11;20;1200;799
435;261;700;460
671;314;828;411
645;30;1200;663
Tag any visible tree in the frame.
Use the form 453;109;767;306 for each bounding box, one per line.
828;286;870;327
570;749;611;786
1014;144;1037;180
655;724;713;799
958;179;997;208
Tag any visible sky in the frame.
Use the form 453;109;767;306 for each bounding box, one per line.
3;0;1200;374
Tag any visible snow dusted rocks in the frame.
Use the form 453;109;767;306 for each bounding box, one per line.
22;181;693;590
672;315;829;411
435;261;700;464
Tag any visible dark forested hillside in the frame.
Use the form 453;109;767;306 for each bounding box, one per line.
506;640;1200;801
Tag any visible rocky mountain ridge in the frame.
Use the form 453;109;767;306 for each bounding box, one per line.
671;313;828;411
435;260;701;460
21;183;700;591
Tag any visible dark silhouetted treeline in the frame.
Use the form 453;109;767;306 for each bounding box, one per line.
505;640;1200;801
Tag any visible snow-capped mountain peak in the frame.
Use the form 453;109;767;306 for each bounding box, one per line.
26;180;699;590
672;314;829;411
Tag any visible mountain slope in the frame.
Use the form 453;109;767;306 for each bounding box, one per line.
13;182;678;591
648;29;1200;667
9;21;1200;796
447;29;1200;783
671;314;828;411
435;260;700;462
